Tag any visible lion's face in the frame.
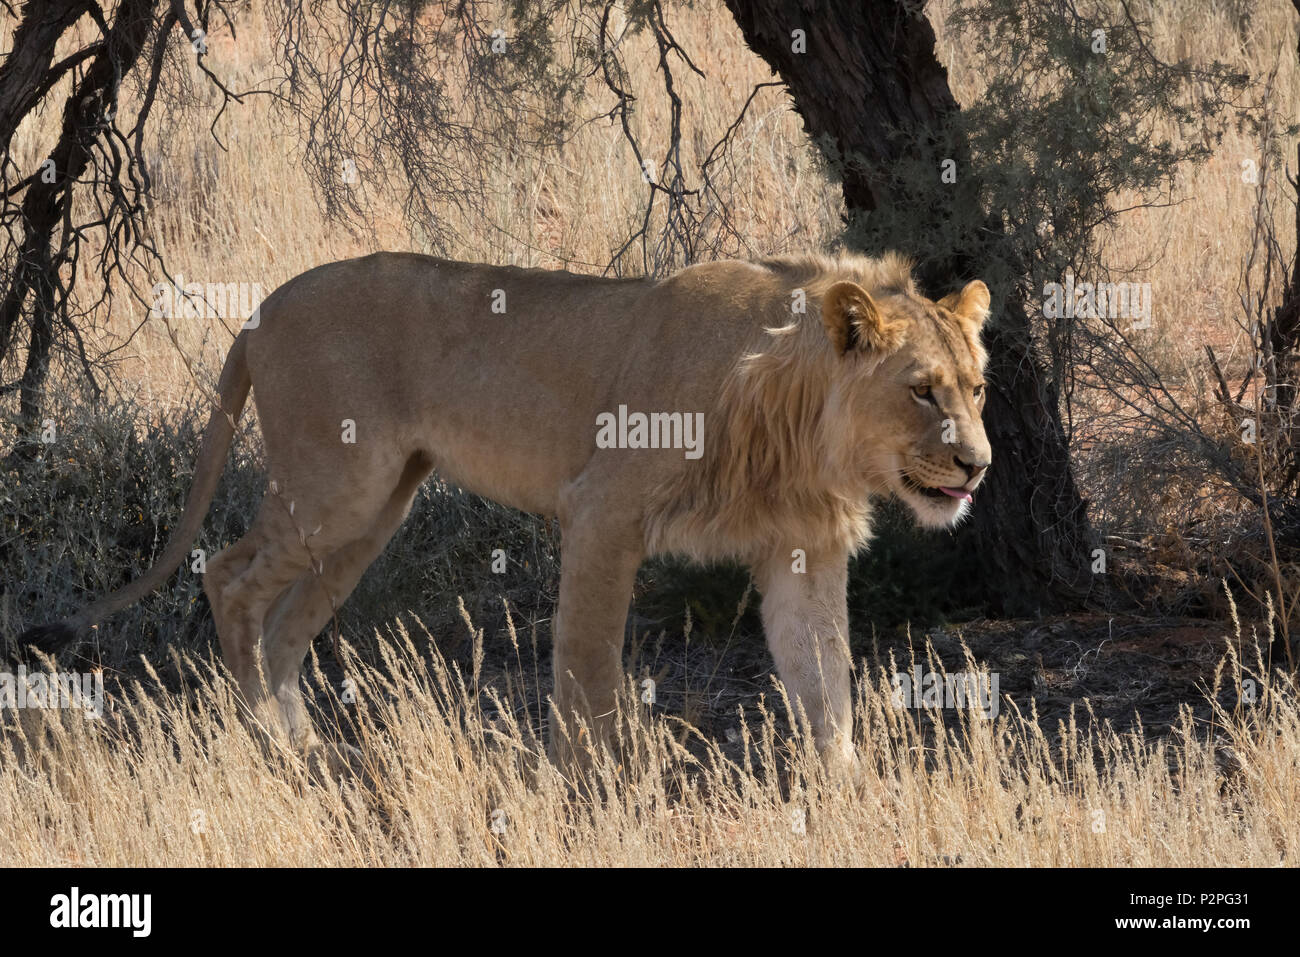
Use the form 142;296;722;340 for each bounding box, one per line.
821;277;992;529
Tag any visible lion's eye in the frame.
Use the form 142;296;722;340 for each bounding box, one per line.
911;384;933;403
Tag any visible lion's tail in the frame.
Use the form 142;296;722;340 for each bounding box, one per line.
17;332;252;657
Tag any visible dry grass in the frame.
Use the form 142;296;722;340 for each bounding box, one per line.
2;604;1295;866
4;0;1300;865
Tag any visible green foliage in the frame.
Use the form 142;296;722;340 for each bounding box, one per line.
808;0;1259;373
948;0;1254;311
838;0;1253;323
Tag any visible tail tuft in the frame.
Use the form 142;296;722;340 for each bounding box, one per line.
14;621;81;659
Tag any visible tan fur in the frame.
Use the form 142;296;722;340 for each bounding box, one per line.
43;251;992;772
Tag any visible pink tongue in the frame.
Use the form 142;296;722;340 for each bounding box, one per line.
939;486;973;503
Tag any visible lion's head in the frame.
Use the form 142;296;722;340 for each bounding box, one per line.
817;265;992;529
645;252;994;562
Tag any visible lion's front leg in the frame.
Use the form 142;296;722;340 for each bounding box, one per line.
752;547;855;768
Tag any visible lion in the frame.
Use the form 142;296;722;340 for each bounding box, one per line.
22;250;992;771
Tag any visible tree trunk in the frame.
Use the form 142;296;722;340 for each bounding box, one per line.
722;0;1093;614
0;0;157;428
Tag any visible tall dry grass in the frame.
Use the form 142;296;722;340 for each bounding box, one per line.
2;600;1295;866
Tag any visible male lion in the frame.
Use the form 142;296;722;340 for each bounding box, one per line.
23;251;991;770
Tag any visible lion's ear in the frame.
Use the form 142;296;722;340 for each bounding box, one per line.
821;280;906;357
939;280;991;329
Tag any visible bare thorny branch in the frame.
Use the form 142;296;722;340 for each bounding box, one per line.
0;0;281;437
0;0;791;433
599;0;783;277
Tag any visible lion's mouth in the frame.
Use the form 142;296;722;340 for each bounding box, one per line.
901;474;974;503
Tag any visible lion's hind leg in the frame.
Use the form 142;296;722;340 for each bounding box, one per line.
205;459;415;756
257;452;434;758
203;533;258;647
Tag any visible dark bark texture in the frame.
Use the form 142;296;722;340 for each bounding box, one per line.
0;0;157;427
723;0;1095;614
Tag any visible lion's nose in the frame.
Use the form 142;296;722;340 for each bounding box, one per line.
954;455;989;480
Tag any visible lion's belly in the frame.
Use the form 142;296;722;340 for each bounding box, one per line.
411;379;604;517
421;421;570;517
